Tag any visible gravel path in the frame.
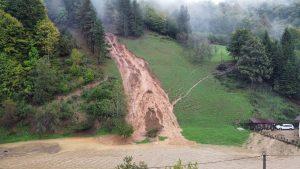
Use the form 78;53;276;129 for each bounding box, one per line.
1;137;300;169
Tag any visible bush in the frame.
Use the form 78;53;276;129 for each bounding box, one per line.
59;102;73;121
116;156;148;169
0;100;18;128
86;99;114;120
217;63;227;71
31;58;60;105
34;103;60;135
84;68;95;84
187;37;213;63
70;64;81;76
114;119;133;138
70;112;94;131
146;128;160;138
16;101;33;120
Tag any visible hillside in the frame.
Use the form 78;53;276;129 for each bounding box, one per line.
121;32;300;145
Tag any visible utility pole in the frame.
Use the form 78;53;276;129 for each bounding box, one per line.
262;152;267;169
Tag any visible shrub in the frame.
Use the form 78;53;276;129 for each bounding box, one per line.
146;128;160;138
59;102;73;121
86;99;114;120
84;68;95;84
0;100;18;128
16;101;33;120
217;63;227;71
187;37;213;63
173;160;198;169
70;112;94;131
116;156;148;169
34;103;60;135
31;58;60;105
70;64;81;76
114;119;134;138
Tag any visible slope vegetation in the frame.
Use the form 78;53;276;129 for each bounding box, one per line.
121;32;253;145
122;32;300;145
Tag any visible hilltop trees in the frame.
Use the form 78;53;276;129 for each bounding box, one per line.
144;6;166;34
130;0;143;37
4;0;46;29
63;0;107;62
115;0;144;37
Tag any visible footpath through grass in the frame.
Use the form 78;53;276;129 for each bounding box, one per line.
121;32;252;145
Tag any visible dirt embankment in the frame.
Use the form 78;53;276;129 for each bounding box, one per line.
246;133;300;155
106;33;183;141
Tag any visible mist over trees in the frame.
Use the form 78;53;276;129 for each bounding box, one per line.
228;28;300;98
102;0;191;43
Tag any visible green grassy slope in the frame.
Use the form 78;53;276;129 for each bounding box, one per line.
121;32;252;145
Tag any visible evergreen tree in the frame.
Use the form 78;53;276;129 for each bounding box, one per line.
31;58;60;105
270;40;283;83
34;19;60;56
4;0;46;29
228;29;252;61
78;0;107;60
274;59;299;96
274;28;298;96
176;5;191;35
165;17;178;39
262;31;272;58
144;6;166;34
116;0;131;37
93;19;108;64
103;0;118;33
281;28;295;60
0;53;24;102
130;0;143;37
176;5;191;44
237;36;272;83
0;10;29;60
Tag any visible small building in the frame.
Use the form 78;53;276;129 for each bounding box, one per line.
249;118;276;131
295;115;300;138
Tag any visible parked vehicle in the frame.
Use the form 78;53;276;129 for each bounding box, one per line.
275;124;295;130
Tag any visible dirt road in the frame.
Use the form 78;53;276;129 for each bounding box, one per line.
106;33;183;141
1;137;300;169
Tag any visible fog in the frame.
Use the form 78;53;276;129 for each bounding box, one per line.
91;0;297;38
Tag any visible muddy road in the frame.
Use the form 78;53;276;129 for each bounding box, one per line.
1;137;300;169
106;33;183;141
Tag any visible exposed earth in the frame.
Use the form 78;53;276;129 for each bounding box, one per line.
1;135;300;169
106;33;183;141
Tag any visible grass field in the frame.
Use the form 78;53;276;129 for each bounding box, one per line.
121;32;300;145
121;32;253;145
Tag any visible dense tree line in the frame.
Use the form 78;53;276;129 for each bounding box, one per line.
63;0;107;63
103;1;191;43
228;28;300;97
103;0;143;37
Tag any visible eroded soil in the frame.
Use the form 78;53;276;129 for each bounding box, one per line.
106;33;183;141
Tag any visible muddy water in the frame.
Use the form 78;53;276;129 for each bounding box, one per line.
106;33;183;141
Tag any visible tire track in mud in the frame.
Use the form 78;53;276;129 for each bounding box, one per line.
106;33;184;141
